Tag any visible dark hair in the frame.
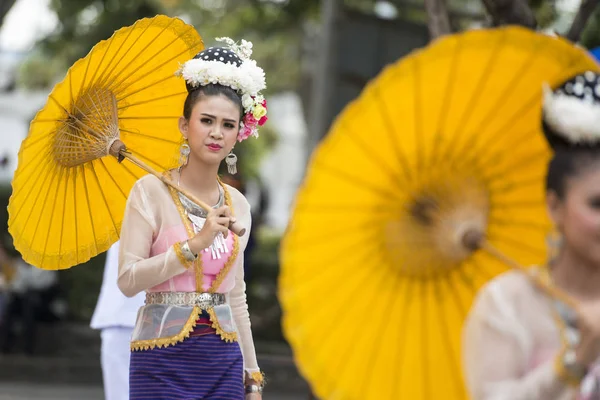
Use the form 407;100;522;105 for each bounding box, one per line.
543;121;600;199
183;84;244;121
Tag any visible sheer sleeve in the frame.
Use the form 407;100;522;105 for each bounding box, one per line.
228;195;261;379
462;276;572;400
118;177;189;298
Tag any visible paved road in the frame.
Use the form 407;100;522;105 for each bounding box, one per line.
0;382;309;400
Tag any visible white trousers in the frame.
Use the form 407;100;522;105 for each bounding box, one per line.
100;327;133;400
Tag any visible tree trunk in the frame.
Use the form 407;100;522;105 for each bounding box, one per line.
424;0;452;39
481;0;536;28
566;0;600;42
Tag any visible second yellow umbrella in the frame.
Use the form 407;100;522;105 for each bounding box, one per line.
280;27;599;400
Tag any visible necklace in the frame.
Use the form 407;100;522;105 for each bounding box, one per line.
177;167;228;259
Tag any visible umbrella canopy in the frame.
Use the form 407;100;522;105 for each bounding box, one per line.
279;27;599;400
8;15;204;270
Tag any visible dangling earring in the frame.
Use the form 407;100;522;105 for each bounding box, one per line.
546;228;563;262
179;141;190;167
226;151;237;175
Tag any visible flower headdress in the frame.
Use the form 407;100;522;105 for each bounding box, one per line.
176;37;267;142
542;71;600;148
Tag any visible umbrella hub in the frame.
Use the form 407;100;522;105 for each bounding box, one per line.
53;86;120;167
386;174;490;278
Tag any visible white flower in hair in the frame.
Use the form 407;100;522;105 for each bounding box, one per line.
177;37;268;142
242;94;254;109
543;82;600;144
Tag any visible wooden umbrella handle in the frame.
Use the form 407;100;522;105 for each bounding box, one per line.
114;146;246;237
479;240;576;309
155;173;247;237
462;230;577;310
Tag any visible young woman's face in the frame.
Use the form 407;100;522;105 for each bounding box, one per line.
550;165;600;265
179;94;240;166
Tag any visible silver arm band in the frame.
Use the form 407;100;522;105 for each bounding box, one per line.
180;241;197;261
245;384;262;394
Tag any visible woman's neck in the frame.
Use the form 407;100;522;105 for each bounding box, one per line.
551;249;600;301
178;158;221;204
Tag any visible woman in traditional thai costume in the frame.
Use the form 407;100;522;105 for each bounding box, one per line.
463;71;600;400
118;37;267;399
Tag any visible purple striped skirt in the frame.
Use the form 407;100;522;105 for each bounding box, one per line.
129;320;244;399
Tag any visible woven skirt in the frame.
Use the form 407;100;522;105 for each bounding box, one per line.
129;315;244;400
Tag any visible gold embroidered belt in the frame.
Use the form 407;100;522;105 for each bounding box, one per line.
145;292;226;309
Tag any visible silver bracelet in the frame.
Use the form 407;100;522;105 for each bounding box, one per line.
180;241;197;261
245;384;262;394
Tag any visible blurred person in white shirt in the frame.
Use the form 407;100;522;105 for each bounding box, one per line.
91;241;145;400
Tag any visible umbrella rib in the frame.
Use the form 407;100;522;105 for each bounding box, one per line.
76;48;94;103
40;167;67;268
443;269;468;318
451;261;478;298
372;80;413;183
98;158;128;200
110;22;192;95
57;167;71;267
482;150;548;184
448;39;548;168
69;66;74;109
433;276;469;399
429;38;461;167
84;28;118;89
392;276;416;398
120;160;141;181
359;272;406;396
13;141;52;178
286;222;384;251
413;58;425;173
439;31;508;166
420;279;431;399
104;19;175;93
73;167;80;265
30;118;57;124
118;128;181;145
95;18;153;88
21;128;60;150
306;250;388;383
89;160;119;236
117;87;185;109
469;128;539;172
289;237;378;335
491;199;544;209
10;151;55;222
48;95;107;144
127;148;170;171
340;120;408;189
119;115;180;120
84;87;114;125
488;175;545;194
456;92;540;168
294;203;400;215
488;217;550;230
284;229;383;284
311;160;405;203
112;26;200;97
81;165;99;256
13;162;60;246
333;264;398;396
486;233;545;257
467;256;497;286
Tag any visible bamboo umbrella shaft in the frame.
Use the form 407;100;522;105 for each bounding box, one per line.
110;141;245;237
479;239;577;309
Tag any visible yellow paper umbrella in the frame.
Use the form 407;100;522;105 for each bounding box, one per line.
7;15;204;270
279;27;599;400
